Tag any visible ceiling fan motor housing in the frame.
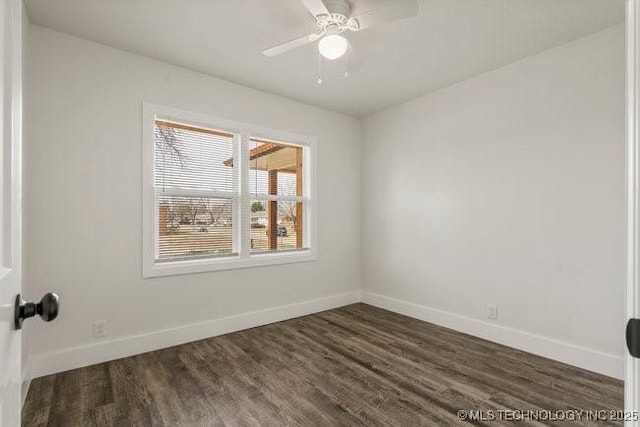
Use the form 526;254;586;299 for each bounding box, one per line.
316;0;359;34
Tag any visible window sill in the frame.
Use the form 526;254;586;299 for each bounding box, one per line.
143;249;317;278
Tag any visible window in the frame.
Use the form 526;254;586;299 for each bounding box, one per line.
143;103;316;277
248;139;304;253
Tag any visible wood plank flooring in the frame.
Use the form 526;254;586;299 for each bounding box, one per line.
22;303;623;426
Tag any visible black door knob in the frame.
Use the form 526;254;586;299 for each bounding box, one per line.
14;292;60;330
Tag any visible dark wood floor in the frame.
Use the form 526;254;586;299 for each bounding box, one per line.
23;303;623;426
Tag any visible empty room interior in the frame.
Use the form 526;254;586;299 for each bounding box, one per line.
2;0;639;425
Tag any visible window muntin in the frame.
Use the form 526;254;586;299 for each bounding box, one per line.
144;104;315;277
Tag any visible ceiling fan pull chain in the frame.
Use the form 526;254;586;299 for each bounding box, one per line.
317;50;323;85
344;47;350;78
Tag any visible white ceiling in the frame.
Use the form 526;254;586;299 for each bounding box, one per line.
24;0;625;118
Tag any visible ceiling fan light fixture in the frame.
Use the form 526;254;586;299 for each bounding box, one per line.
318;34;347;60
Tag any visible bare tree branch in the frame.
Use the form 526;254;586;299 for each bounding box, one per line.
156;125;189;168
278;180;299;231
200;198;228;225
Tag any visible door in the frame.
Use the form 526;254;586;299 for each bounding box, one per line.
629;0;640;425
0;0;23;426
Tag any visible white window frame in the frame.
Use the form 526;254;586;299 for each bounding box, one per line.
142;102;317;278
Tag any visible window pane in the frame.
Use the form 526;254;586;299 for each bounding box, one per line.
250;200;303;252
157;196;233;261
155;120;234;192
249;139;303;197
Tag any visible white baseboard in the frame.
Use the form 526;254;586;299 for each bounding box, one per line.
362;291;624;380
30;291;361;378
29;290;623;381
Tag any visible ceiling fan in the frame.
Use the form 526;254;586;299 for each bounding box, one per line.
262;0;418;61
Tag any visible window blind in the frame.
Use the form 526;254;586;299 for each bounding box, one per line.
154;120;236;261
155;120;234;192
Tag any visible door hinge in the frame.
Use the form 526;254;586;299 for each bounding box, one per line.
627;319;640;358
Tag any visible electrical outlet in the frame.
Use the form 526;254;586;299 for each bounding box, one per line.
486;304;498;320
93;320;107;338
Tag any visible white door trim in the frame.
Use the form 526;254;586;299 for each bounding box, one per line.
627;0;640;423
0;0;24;425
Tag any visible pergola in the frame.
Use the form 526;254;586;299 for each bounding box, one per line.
224;139;303;250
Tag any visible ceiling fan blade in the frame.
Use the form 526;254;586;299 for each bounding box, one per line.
300;0;329;17
351;0;418;31
262;34;316;57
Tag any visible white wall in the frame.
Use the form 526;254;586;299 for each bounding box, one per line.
362;25;625;378
24;22;626;380
24;25;362;376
